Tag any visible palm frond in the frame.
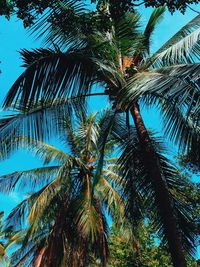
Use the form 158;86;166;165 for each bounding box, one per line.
143;6;166;54
72;175;100;242
149;14;200;67
93;110;118;188
119;64;200;112
76;113;100;153
161;99;200;151
58;116;81;156
28;163;70;222
0;166;59;193
97;176;124;219
3;48;96;109
113;12;142;57
15;136;73;165
11;236;46;267
118;130;197;256
0;98;86;157
5;191;42;229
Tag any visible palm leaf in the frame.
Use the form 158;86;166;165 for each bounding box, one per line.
0;166;59;193
149;14;200;66
31;0;88;48
119;64;200;112
0;98;86;157
28;163;70;222
143;6;166;54
3;48;96;109
15;136;73;165
118;129;197;256
96;176;124;219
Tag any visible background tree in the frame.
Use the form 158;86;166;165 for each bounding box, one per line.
0;0;199;27
108;222;199;267
0;112;123;267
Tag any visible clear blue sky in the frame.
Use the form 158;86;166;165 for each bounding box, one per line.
0;3;199;256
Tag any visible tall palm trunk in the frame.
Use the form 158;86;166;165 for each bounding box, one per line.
41;201;67;267
130;102;186;267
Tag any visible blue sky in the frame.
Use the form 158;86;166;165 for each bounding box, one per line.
0;3;199;256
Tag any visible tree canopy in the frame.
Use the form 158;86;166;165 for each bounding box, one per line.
0;0;199;27
108;222;199;267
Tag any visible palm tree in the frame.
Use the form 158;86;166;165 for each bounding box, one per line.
0;112;123;267
0;1;199;266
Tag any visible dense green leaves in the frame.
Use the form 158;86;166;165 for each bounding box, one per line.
0;0;199;28
108;223;199;267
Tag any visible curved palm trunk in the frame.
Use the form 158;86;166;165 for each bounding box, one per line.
130;102;186;267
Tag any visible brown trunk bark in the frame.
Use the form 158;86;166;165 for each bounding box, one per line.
34;247;46;267
99;217;107;267
130;102;186;267
41;201;67;267
133;239;141;257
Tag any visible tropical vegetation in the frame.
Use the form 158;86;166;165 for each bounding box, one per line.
108;222;199;267
0;112;124;266
0;1;199;267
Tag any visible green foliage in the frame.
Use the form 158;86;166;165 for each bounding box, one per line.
0;0;199;28
0;112;124;266
108;223;198;267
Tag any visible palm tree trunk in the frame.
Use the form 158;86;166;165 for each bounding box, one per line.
130;102;186;267
41;200;67;267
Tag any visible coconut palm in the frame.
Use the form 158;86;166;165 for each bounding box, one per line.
0;112;123;267
0;1;199;266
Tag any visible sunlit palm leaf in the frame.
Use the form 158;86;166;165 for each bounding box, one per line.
150;14;200;66
0;98;86;156
96;176;124;219
15;136;73;165
28;163;70;222
119;64;200;112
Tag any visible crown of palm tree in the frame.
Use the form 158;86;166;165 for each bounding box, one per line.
0;112;124;267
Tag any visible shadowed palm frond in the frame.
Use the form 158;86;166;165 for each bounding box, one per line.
5;191;42;229
0;166;59;193
161;99;200;151
143;6;166;54
3;48;97;109
118;129;197;256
